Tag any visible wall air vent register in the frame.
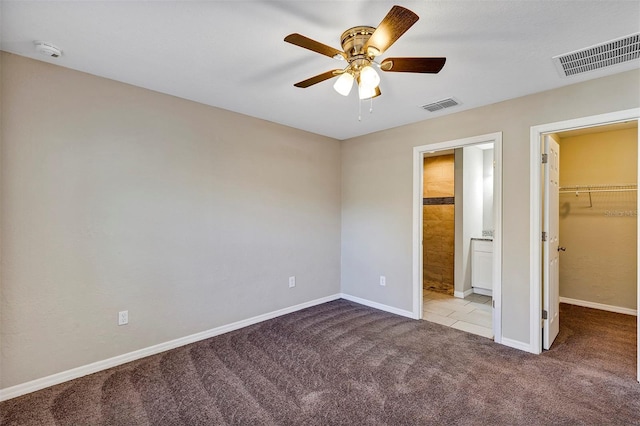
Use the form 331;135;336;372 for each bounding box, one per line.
421;97;460;112
553;33;640;77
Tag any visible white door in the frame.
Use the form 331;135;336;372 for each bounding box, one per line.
543;135;560;350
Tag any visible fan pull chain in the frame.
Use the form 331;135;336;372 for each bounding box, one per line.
357;97;375;121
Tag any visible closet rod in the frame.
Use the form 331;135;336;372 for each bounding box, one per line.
558;184;637;194
558;184;637;207
558;188;637;194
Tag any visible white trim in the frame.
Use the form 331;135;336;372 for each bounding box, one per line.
501;337;535;353
559;297;637;316
0;294;341;402
472;288;493;297
413;132;503;343
493;133;503;344
412;144;426;319
529;108;640;380
454;289;474;299
340;293;415;319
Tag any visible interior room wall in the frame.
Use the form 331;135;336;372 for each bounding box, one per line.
463;146;483;291
0;53;342;389
483;148;494;233
422;155;454;294
454;146;493;297
340;68;640;345
558;127;638;310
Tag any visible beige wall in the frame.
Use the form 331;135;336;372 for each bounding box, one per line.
558;128;638;309
341;69;640;345
0;53;341;389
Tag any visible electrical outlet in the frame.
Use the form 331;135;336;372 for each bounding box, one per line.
380;275;386;286
289;276;296;288
118;310;128;326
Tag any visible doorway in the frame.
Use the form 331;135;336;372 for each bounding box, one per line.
413;132;503;343
556;124;638;316
530;108;640;382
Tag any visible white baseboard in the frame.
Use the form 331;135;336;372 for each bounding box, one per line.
501;337;536;354
472;287;492;297
0;293;342;402
454;288;473;299
560;297;637;316
340;293;416;319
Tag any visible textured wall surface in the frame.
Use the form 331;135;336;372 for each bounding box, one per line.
0;53;341;389
558;127;637;309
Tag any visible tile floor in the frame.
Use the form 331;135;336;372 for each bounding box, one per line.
422;289;494;339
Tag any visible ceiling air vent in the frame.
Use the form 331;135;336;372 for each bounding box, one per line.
552;33;640;77
421;97;460;112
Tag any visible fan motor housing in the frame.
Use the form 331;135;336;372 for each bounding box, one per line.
340;26;375;59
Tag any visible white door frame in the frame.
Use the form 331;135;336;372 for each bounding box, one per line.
413;132;503;343
529;108;640;381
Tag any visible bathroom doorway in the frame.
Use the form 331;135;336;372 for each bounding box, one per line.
422;146;496;338
413;132;503;343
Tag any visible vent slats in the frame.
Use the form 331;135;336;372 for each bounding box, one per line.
553;33;640;77
421;97;459;112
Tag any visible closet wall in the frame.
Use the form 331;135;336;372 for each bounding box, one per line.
558;126;638;310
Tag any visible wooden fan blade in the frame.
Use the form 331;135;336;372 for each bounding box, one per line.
380;57;446;73
364;5;419;56
284;33;346;59
293;69;341;88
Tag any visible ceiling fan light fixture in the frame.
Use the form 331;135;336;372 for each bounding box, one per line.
359;65;380;90
285;5;446;104
333;72;355;96
358;82;377;100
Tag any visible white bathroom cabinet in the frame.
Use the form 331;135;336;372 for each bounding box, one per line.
471;239;493;296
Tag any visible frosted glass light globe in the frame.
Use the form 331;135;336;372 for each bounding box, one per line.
333;72;354;96
359;65;380;90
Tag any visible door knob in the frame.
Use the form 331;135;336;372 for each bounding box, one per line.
558;246;566;252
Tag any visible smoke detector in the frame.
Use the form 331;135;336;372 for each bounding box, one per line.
34;41;62;58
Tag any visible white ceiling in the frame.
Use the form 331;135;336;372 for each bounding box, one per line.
2;1;639;140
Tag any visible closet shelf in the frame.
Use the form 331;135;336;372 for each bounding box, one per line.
558;184;637;194
558;184;637;208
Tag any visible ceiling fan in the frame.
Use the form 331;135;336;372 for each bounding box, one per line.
284;5;446;100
